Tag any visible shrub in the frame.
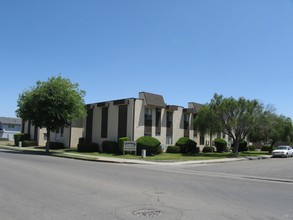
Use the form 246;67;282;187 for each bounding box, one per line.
118;137;130;153
136;136;162;156
49;142;65;149
248;145;256;151
175;137;198;153
78;137;85;144
214;138;227;152
22;140;37;147
166;145;180;153
239;141;248;151
231;140;248;152
102;141;119;153
77;143;99;152
202;146;215;153
261;145;272;152
14;133;30;146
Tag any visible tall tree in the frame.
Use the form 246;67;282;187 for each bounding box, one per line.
195;94;264;156
194;105;221;146
249;112;293;152
16;76;87;152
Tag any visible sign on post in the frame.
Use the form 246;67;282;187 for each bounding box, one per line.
123;141;137;156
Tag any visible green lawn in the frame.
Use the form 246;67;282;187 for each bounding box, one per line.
63;149;271;161
0;141;271;161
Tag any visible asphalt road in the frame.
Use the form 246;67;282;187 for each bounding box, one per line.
0;148;292;220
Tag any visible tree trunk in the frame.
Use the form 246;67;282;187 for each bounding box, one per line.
269;140;275;153
46;128;50;153
231;138;239;157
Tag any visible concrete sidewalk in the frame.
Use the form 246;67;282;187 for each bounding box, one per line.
0;145;272;165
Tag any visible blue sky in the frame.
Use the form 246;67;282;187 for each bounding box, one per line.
1;0;293;119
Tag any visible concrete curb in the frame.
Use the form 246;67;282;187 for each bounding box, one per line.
0;145;272;165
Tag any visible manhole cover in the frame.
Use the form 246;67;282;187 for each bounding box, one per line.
132;208;162;218
114;205;182;220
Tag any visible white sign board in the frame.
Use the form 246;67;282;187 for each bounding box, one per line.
123;141;137;155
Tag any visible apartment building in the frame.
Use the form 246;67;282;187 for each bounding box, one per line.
22;92;229;149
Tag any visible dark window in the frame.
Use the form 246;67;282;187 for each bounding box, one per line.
144;108;152;136
167;111;173;126
166;111;173;136
200;136;205;145
86;108;93;143
155;108;161;136
101;107;108;138
118;105;127;138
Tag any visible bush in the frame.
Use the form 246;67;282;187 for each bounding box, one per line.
78;138;85;144
22;140;37;147
214;138;227;152
231;140;248;152
14;133;30;146
136;136;162;156
49;142;65;149
102;141;119;153
118;137;130;153
166;145;180;153
77;143;99;152
175;137;198;153
261;145;272;152
202;146;215;153
248;145;256;151
239;141;248;151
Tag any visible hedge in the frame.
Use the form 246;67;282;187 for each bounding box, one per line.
214;138;227;152
118;137;130;153
136;136;162;156
77;143;100;152
261;145;272;152
22;140;37;147
14;133;30;146
166;145;180;153
202;146;215;153
102;141;119;153
49;142;65;149
175;137;198;153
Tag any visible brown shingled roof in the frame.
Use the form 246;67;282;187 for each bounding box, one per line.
139;92;166;108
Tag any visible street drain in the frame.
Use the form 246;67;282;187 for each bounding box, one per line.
132;208;162;218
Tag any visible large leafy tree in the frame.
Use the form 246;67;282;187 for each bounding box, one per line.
194;94;264;156
16;76;87;152
249;112;293;152
194;105;220;146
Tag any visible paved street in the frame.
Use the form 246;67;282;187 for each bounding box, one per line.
0;148;292;220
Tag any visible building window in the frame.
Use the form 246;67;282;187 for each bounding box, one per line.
56;127;64;138
200;136;204;145
145;108;152;120
8;124;15;128
101;107;108;138
155;108;161;136
166;136;173;145
167;111;173;124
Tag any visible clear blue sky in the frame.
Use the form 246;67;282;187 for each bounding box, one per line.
1;0;293;119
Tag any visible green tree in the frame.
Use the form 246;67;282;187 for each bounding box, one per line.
16;76;87;152
194;105;221;146
249;112;293;152
195;94;264;156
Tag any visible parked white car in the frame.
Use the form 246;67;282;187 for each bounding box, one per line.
272;146;293;158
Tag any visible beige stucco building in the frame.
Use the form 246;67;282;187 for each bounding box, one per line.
22;92;231;150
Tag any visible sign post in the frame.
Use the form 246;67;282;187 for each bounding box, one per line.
123;141;137;156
